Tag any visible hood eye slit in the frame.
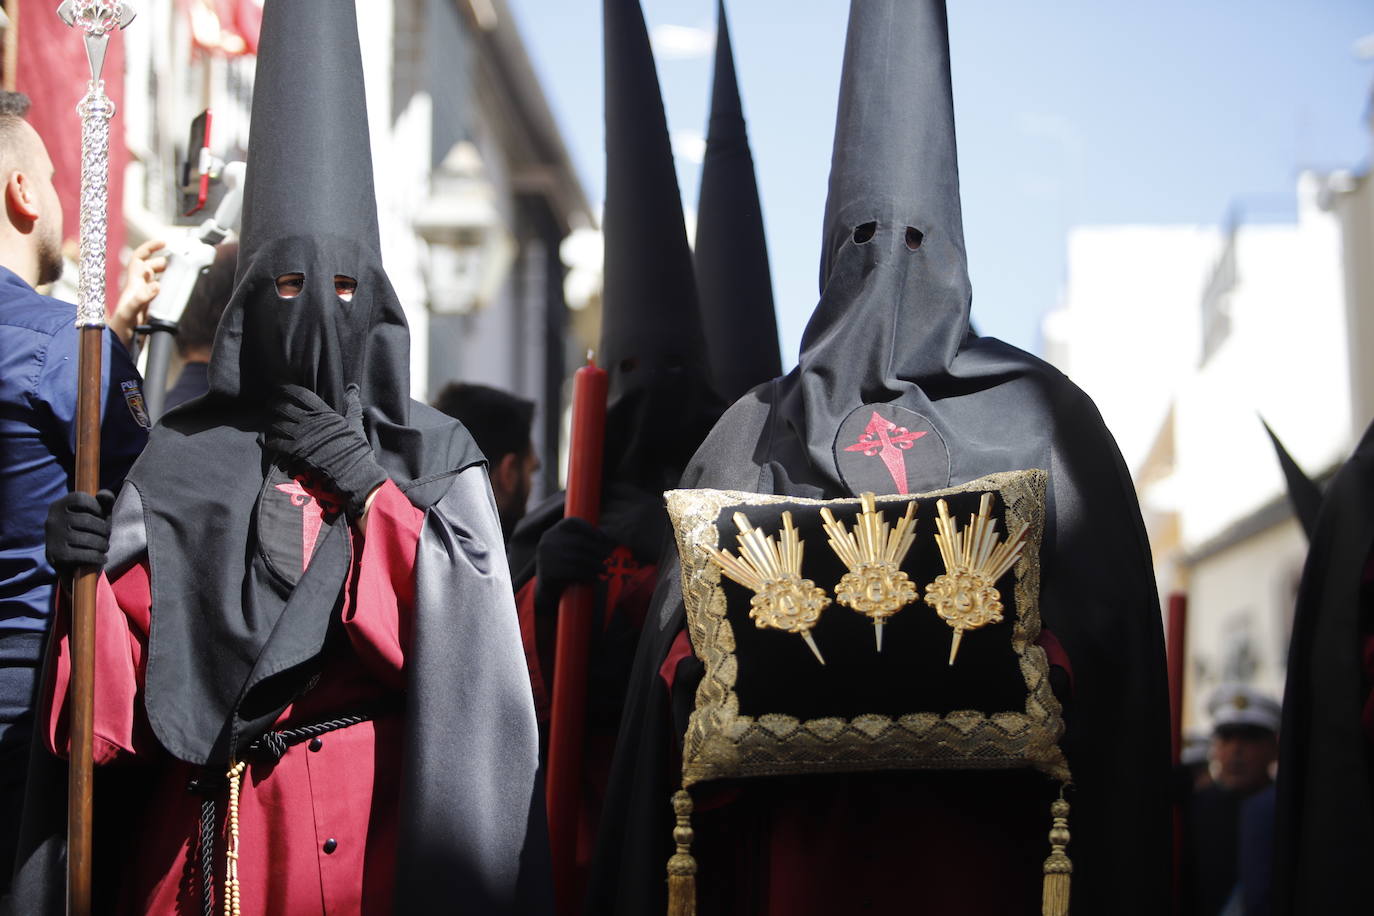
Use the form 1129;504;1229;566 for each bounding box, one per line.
334;275;357;302
852;222;877;244
274;273;305;299
905;227;925;251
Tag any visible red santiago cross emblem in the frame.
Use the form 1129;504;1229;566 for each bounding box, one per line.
274;479;342;573
842;411;928;494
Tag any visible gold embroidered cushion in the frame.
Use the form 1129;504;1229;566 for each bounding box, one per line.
665;468;1069;789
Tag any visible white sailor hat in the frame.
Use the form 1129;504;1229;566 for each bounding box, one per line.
1207;684;1281;735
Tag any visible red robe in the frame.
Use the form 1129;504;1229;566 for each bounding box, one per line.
44;479;423;915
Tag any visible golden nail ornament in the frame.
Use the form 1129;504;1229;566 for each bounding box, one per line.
924;493;1029;665
820;493;919;651
707;511;832;664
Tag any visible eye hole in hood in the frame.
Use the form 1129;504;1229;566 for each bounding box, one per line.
275;273;304;298
905;227;925;251
334;275;357;302
852;221;877;244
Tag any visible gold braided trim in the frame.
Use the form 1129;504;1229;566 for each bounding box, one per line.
665;470;1070;789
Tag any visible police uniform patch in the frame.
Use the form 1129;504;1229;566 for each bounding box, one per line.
121;379;151;429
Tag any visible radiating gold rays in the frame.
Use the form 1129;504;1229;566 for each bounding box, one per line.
821;493;919;651
924;493;1028;664
706;492;1025;666
707;511;831;664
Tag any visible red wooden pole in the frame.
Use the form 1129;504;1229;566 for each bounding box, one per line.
546;355;608;914
1166;592;1188;765
1166;591;1188;916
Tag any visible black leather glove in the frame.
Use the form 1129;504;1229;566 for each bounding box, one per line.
264;384;388;518
45;489;116;576
533;516;617;617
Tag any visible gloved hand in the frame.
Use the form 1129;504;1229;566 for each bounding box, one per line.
45;489;116;576
264;384;388;519
533;516;617;617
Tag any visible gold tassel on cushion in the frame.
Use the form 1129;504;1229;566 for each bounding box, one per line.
1041;790;1071;916
665;790;697;916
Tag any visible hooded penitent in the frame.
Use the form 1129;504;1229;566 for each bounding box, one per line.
8;1;547;911
1274;419;1374;913
693;0;781;403
141;0;476;776
588;1;1169;912
509;0;724;573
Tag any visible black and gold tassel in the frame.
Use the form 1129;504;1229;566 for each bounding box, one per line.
666;790;697;916
1041;790;1071;916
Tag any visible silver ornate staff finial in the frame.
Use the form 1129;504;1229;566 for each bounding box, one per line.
56;0;136;328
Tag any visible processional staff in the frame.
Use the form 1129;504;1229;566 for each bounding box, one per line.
54;3;135;914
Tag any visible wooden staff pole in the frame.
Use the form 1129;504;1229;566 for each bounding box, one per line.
546;354;608;914
67;327;102;915
55;4;135;913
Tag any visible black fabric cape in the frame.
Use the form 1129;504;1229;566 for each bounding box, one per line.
588;1;1169;912
1273;419;1374;913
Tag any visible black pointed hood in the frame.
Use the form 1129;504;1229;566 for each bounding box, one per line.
767;0;979;499
599;0;723;490
804;0;969;384
693;0;781;403
207;0;411;420
1262;419;1323;539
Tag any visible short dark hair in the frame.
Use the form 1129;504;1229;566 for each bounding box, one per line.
432;382;535;464
0;91;33;174
0;91;31;118
178;241;238;356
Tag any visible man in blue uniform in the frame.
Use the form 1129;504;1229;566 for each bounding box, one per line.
0;92;150;892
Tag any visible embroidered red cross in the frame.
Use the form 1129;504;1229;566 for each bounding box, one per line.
842;411;928;494
599;547;641;629
274;479;342;572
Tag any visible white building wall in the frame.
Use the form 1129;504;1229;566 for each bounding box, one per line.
1174;177;1350;550
1331;167;1374;437
1183;517;1305;729
1041;225;1218;476
1045;172;1361;731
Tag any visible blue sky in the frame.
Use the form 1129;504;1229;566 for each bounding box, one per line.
506;0;1374;365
